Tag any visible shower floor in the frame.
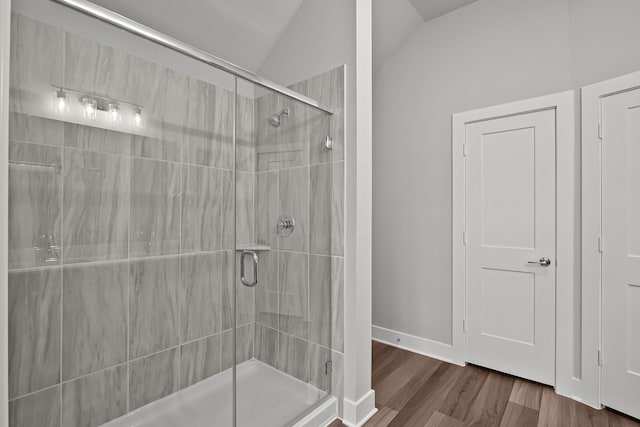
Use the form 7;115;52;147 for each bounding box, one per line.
102;359;327;427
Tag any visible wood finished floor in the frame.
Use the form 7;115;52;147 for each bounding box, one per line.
330;341;640;427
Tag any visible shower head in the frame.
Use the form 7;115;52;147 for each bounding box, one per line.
267;108;289;128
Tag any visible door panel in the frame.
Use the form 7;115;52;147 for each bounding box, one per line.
601;87;640;419
481;268;535;344
481;127;536;249
466;109;556;386
627;285;640;376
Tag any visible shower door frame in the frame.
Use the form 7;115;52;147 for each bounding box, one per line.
50;0;334;116
0;0;10;424
240;87;336;426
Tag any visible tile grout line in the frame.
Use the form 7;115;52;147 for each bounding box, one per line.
177;157;183;392
10;135;242;172
259;324;333;353
254;159;334;174
7;249;240;273
8;324;252;404
59;30;67;425
252;100;261;364
126;137;132;414
250;111;258;362
276;165;282;368
307;158;312;384
231;81;238;425
217;169;223;379
223;93;231;373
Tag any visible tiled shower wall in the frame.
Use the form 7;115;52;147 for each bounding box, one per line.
252;66;345;413
7;14;256;426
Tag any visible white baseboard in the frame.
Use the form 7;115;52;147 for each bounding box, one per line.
342;390;377;427
372;325;464;366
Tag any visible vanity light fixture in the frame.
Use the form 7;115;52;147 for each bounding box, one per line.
54;89;69;113
108;102;121;124
82;96;97;120
133;107;143;127
52;85;144;128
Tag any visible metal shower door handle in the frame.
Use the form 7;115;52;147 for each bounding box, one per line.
240;251;258;287
528;257;551;267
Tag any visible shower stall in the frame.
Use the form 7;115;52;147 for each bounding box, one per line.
6;1;345;426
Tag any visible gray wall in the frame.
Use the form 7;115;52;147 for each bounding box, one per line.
373;0;640;352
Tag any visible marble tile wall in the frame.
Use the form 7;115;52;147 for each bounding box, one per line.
7;14;256;427
253;66;346;413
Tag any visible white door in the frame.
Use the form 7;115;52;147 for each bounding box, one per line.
601;87;640;419
465;109;556;385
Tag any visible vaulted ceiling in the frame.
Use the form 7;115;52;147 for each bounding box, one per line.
89;0;480;73
90;0;305;72
408;0;480;22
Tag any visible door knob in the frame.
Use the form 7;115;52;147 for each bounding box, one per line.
527;257;551;267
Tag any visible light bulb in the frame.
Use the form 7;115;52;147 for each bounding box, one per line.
54;90;69;113
108;103;121;124
133;107;143;127
82;97;97;120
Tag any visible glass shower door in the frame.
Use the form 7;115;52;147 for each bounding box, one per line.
234;80;333;427
7;7;338;427
7;12;240;427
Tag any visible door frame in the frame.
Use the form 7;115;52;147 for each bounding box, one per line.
0;0;10;426
582;70;640;411
452;91;576;397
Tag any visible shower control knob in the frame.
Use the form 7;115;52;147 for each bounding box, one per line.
279;219;294;230
279;219;293;229
277;214;295;236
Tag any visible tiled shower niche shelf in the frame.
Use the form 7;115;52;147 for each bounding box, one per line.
235;244;271;251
